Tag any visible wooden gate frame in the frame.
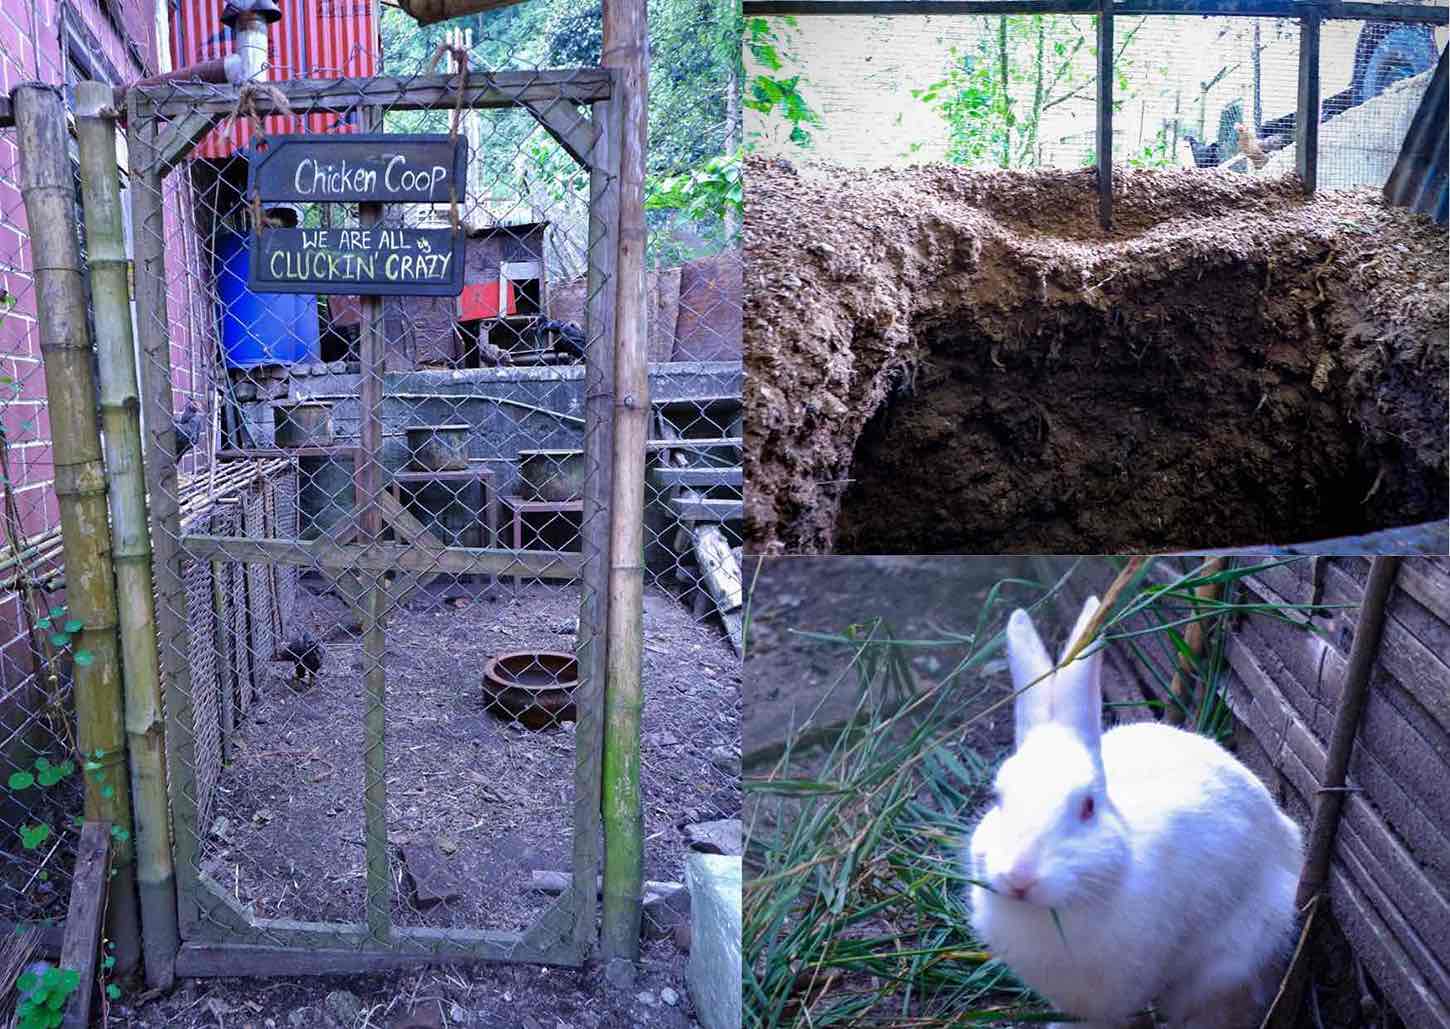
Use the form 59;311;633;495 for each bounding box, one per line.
126;68;621;976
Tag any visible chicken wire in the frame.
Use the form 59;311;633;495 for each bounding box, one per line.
744;7;1446;193
117;10;742;967
0;0;741;968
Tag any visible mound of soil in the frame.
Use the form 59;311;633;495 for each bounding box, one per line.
744;157;1449;554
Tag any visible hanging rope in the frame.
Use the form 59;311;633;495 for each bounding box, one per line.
425;40;470;232
228;82;293;231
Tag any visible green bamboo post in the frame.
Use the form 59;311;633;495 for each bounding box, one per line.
75;81;179;990
13;83;142;977
600;0;650;983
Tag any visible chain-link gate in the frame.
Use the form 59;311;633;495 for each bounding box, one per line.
126;59;622;971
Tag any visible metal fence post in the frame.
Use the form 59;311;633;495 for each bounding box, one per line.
1295;10;1322;195
1096;0;1114;229
13;81;143;977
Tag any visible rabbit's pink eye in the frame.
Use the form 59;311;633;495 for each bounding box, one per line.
1079;795;1096;821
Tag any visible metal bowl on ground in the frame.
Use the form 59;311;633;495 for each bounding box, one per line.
482;650;578;729
274;400;334;447
517;448;586;502
406;423;471;471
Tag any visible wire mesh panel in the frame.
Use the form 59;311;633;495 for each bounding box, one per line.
182;509;223;837
125;16;630;969
743;9;1446;187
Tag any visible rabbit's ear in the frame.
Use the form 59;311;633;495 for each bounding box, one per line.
1055;596;1104;753
1007;608;1054;747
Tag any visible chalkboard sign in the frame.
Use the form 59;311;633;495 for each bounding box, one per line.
248;134;468;205
249;226;466;296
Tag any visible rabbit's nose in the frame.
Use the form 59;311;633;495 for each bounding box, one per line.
1004;867;1039;900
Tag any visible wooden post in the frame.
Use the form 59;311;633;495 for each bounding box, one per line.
13;83;142;977
128;90;202;943
1295;10;1321;195
75;80;178;991
355;76;392;941
1096;0;1113;229
572;90;622;955
600;0;649;983
58;822;112;1029
1295;557;1400;908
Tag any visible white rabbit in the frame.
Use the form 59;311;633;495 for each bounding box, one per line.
965;596;1303;1029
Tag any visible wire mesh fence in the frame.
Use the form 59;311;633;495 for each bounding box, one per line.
744;6;1446;192
0;0;741;975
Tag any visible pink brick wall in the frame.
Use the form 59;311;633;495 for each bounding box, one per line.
0;0;209;774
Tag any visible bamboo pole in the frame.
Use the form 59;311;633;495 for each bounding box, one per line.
75;81;179;990
600;0;650;983
13;82;141;977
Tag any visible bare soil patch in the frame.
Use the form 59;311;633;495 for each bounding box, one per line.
744;158;1448;554
111;577;739;1027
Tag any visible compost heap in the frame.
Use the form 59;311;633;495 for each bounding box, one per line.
745;157;1449;554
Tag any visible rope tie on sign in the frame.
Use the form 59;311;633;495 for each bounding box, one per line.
425;41;470;232
229;83;293;232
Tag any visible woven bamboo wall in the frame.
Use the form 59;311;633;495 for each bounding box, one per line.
1049;557;1450;1028
178;465;300;833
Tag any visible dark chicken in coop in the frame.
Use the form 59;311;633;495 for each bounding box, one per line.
273;630;324;689
172;401;204;460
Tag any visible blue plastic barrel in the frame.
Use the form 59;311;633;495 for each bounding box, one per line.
214;228;321;368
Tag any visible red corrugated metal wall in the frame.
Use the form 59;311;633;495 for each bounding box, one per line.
170;0;380;159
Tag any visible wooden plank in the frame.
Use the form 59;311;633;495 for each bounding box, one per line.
152;110;222;175
59;822;111;1029
520;98;597;169
179;534;584;578
140;69;613;120
1329;859;1450;1027
1096;0;1113;229
1392;558;1450;625
670;497;744;522
174;931;581;977
1296;11;1322;195
218;446;358;460
1335;803;1450;983
655;466;743;487
741;0;1448;21
571;90;621;962
645;436;741;449
1379;593;1450;735
1224;628;1450;910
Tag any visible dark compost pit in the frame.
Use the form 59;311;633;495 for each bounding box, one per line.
744;158;1449;554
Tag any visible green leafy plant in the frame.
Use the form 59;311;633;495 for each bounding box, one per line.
646;150;743;225
15;965;80;1029
745;16;820;147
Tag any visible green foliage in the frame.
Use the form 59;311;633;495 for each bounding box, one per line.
15;966;80;1029
645;150;742;225
1127;126;1177;170
744;16;818;148
916;15;1161;170
18;824;50;850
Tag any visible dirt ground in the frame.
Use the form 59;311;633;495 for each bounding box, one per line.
742;556;1405;1028
110;577;740;1028
743;158;1449;555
